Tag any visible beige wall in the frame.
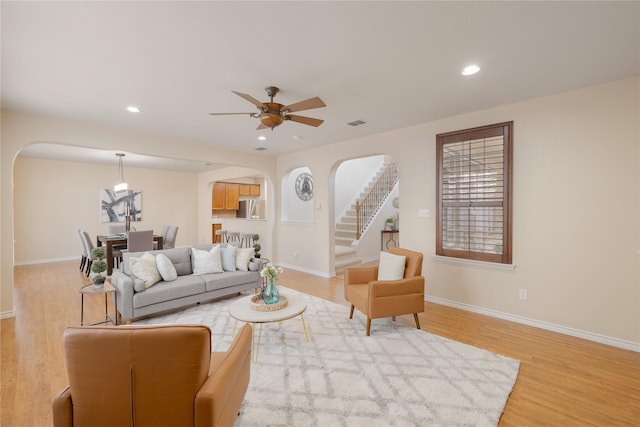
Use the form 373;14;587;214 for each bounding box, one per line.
2;77;638;349
276;77;640;347
13;157;198;263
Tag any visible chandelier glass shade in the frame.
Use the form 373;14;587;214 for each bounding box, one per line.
114;153;128;193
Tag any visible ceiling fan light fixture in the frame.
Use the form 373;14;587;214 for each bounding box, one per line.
260;112;284;129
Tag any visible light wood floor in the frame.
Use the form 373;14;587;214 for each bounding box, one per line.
2;261;639;426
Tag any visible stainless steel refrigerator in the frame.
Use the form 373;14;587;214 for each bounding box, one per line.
237;200;266;219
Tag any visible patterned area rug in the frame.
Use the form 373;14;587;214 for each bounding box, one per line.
136;288;520;426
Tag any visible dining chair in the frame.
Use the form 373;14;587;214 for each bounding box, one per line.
108;224;126;234
80;231;98;277
76;229;88;272
126;230;154;253
163;225;179;249
107;224;127;268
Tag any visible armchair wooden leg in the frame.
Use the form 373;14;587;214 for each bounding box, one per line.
414;313;421;330
349;304;355;319
366;318;371;336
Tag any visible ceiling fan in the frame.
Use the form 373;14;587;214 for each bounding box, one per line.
209;86;326;130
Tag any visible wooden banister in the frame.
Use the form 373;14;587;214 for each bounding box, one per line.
355;161;398;239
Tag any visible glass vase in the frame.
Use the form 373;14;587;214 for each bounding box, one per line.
262;278;280;305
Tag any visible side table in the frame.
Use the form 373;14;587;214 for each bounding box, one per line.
381;229;399;251
80;281;118;326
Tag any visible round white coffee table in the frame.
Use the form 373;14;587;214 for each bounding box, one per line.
229;293;310;362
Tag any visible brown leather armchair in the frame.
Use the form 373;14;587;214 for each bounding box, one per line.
344;247;425;336
52;323;252;427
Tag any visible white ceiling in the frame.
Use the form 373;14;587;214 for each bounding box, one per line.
3;1;639;172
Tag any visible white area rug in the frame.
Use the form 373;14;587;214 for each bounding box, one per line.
136;288;520;426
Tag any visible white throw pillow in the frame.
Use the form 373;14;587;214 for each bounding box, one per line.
191;246;223;275
129;252;162;290
155;253;177;282
377;251;406;281
235;248;255;272
220;246;237;271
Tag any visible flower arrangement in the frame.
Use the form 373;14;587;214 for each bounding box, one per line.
260;265;283;281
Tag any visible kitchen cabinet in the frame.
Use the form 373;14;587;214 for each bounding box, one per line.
212;182;240;210
212;183;226;209
239;184;261;196
225;183;240;210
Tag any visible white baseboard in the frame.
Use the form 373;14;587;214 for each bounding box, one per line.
278;262;332;279
1;310;16;320
426;296;640;353
14;256;78;266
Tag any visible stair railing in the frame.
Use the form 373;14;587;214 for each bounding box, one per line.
355;161;398;239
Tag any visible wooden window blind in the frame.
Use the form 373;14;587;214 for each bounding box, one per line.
436;122;513;264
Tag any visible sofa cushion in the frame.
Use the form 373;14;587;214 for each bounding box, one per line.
235;248;255;272
132;275;207;309
129;252;162;291
220;246;237;271
156;253;177;282
200;271;260;292
191;246;223;274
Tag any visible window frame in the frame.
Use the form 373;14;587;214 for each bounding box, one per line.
436;121;513;264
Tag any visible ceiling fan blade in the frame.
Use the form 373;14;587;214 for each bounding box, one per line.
232;91;266;109
285;114;324;127
209;112;256;116
283;97;326;113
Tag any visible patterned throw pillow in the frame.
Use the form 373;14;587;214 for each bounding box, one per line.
235;247;255;272
129;252;162;290
191;246;223;275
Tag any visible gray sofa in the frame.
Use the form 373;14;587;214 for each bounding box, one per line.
111;243;261;323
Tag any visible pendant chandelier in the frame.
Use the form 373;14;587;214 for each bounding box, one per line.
114;153;128;193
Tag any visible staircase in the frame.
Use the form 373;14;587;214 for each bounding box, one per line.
334;159;397;274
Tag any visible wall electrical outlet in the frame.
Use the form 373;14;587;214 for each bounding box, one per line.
518;289;528;300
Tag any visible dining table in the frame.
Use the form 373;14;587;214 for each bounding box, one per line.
96;234;164;275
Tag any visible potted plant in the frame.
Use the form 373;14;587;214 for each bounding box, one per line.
252;234;261;258
90;246;107;287
385;217;395;231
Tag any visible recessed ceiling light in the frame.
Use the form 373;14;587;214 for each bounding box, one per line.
126;105;141;113
292;135;302;141
461;65;480;76
257;135;267;141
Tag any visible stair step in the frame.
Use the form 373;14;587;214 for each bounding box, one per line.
336;223;356;232
335;256;362;274
335;246;356;258
335;230;355;239
335;237;353;246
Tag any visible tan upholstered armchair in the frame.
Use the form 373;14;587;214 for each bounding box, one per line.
52;324;252;427
344;247;425;336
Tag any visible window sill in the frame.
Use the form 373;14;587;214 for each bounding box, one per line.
433;255;515;271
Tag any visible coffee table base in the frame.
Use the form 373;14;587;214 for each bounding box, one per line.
229;293;310;362
232;315;310;362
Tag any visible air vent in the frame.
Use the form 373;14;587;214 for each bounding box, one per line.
347;120;366;127
255;146;267;151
